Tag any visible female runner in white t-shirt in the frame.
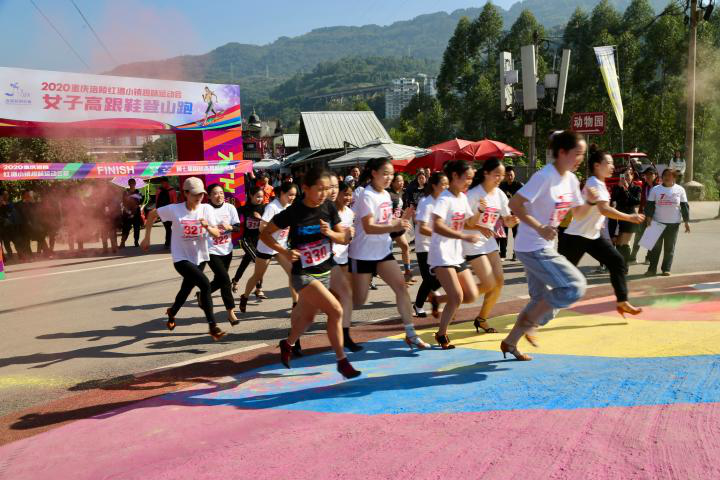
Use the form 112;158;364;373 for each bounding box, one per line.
205;183;243;326
428;160;484;349
413;171;448;318
503;131;600;361
330;177;363;352
239;182;298;314
141;177;229;341
348;158;430;350
462;158;519;334
560;146;645;317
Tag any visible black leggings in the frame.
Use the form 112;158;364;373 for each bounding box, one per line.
209;253;234;310
559;234;628;302
415;251;441;308
232;236;262;289
171;261;217;325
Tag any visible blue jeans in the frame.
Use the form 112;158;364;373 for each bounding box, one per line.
516;247;587;326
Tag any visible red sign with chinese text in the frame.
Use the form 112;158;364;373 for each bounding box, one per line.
570;112;606;135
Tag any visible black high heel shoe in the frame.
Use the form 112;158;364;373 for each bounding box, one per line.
473;316;497;333
434;332;455;350
337;358;361;379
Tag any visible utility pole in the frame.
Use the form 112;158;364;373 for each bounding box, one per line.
685;0;697;183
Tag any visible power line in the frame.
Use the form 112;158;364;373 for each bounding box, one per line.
69;0;118;66
29;0;90;70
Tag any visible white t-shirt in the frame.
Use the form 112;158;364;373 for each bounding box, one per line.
257;199;290;255
514;164;584;253
332;206;354;265
463;185;511;256
414;195;435;254
565;176;611;240
157;203;216;265
648;184;687;224
351;185;364;209
207;203;240;256
428;190;473;267
349;187;393;261
669;158;686;175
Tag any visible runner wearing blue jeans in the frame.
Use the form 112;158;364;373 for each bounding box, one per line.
502;131;599;361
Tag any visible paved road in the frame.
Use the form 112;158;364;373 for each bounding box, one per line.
0;201;718;418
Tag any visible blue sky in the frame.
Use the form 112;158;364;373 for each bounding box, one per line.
0;0;516;74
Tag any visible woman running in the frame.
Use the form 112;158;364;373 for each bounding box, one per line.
231;186;266;297
502;131;599;361
428;160;483;349
239;182;298;313
141;177;229;340
205;184;242;326
388;173;415;284
262;168;361;379
348;158;430;350
330;178;363;351
609;167;641;268
462;158;519;333
413;171;448;318
644;168;690;277
557;146;645;317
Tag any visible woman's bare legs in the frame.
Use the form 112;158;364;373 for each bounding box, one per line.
434;267;479;335
287;282;344;359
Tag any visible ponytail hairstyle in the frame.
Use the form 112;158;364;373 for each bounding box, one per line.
549;130;583;158
358;157;392;187
443;159;472;182
302;166;331;187
274;181;297;198
423;171;448;196
588;144;609;178
471;157;503;187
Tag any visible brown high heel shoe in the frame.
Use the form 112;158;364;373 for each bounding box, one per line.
500;341;532;361
165;308;176;331
434;332;455;350
616;302;642;319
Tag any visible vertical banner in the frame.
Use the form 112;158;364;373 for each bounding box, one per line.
0;249;4;280
594;46;624;130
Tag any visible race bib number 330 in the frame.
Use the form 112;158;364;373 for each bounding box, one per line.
299;239;331;268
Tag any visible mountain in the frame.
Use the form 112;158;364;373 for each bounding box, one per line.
106;0;668;109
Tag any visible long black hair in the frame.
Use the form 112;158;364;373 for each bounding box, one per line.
358;157;392;187
588;144;609;178
443;159;472;181
471;157;503;188
549;130;583;158
274;181;297;198
423;171;448;196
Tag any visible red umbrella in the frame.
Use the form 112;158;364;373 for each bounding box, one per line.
459;139;523;161
391;158;410;172
429;138;475;153
404;149;456;174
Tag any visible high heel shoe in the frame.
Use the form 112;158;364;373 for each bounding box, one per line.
500;341;532;361
231;280;239;294
473;316;497;333
616;302;643;319
337;358;361;379
434;332;455;350
239;294;248;313
209;324;227;341
405;335;431;350
279;339;292;368
227;310;239;327
428;292;440;318
165;308;176;331
254;288;268;300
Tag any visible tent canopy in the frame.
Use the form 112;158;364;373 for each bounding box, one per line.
328;139;430;169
